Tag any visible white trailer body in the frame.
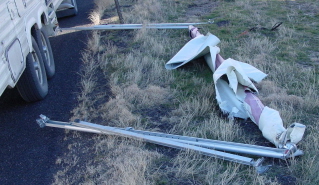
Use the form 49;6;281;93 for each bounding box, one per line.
0;0;77;102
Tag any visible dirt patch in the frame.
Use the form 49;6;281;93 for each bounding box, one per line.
186;0;219;18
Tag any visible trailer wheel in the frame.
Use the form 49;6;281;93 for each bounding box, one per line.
16;37;48;102
37;26;55;78
57;0;78;18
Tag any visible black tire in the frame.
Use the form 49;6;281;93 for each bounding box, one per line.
57;0;78;18
35;26;55;78
16;37;48;102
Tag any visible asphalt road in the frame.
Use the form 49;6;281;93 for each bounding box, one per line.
0;1;94;184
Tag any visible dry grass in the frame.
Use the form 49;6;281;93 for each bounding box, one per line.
53;0;319;184
89;0;114;25
85;136;161;185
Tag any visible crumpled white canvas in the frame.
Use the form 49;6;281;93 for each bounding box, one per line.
213;58;267;119
165;33;220;70
165;30;305;148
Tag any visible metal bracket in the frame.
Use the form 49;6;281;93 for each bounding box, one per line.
36;114;50;128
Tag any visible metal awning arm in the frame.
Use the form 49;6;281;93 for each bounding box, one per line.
36;115;269;173
60;20;214;31
125;129;303;159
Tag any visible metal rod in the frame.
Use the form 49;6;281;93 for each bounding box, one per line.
122;129;303;159
36;115;302;160
37;115;311;173
60;21;213;31
74;120;259;166
43;122;103;134
37;115;265;168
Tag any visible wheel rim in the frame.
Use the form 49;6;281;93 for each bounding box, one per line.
40;32;51;66
31;48;44;85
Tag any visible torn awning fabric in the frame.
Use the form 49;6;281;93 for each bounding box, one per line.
165;26;306;148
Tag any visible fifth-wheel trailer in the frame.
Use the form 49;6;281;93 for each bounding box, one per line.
0;0;77;102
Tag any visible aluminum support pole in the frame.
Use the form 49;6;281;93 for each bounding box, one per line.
122;129;303;159
36;115;303;159
36;115;269;173
60;20;213;31
36;115;304;173
37;116;259;166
